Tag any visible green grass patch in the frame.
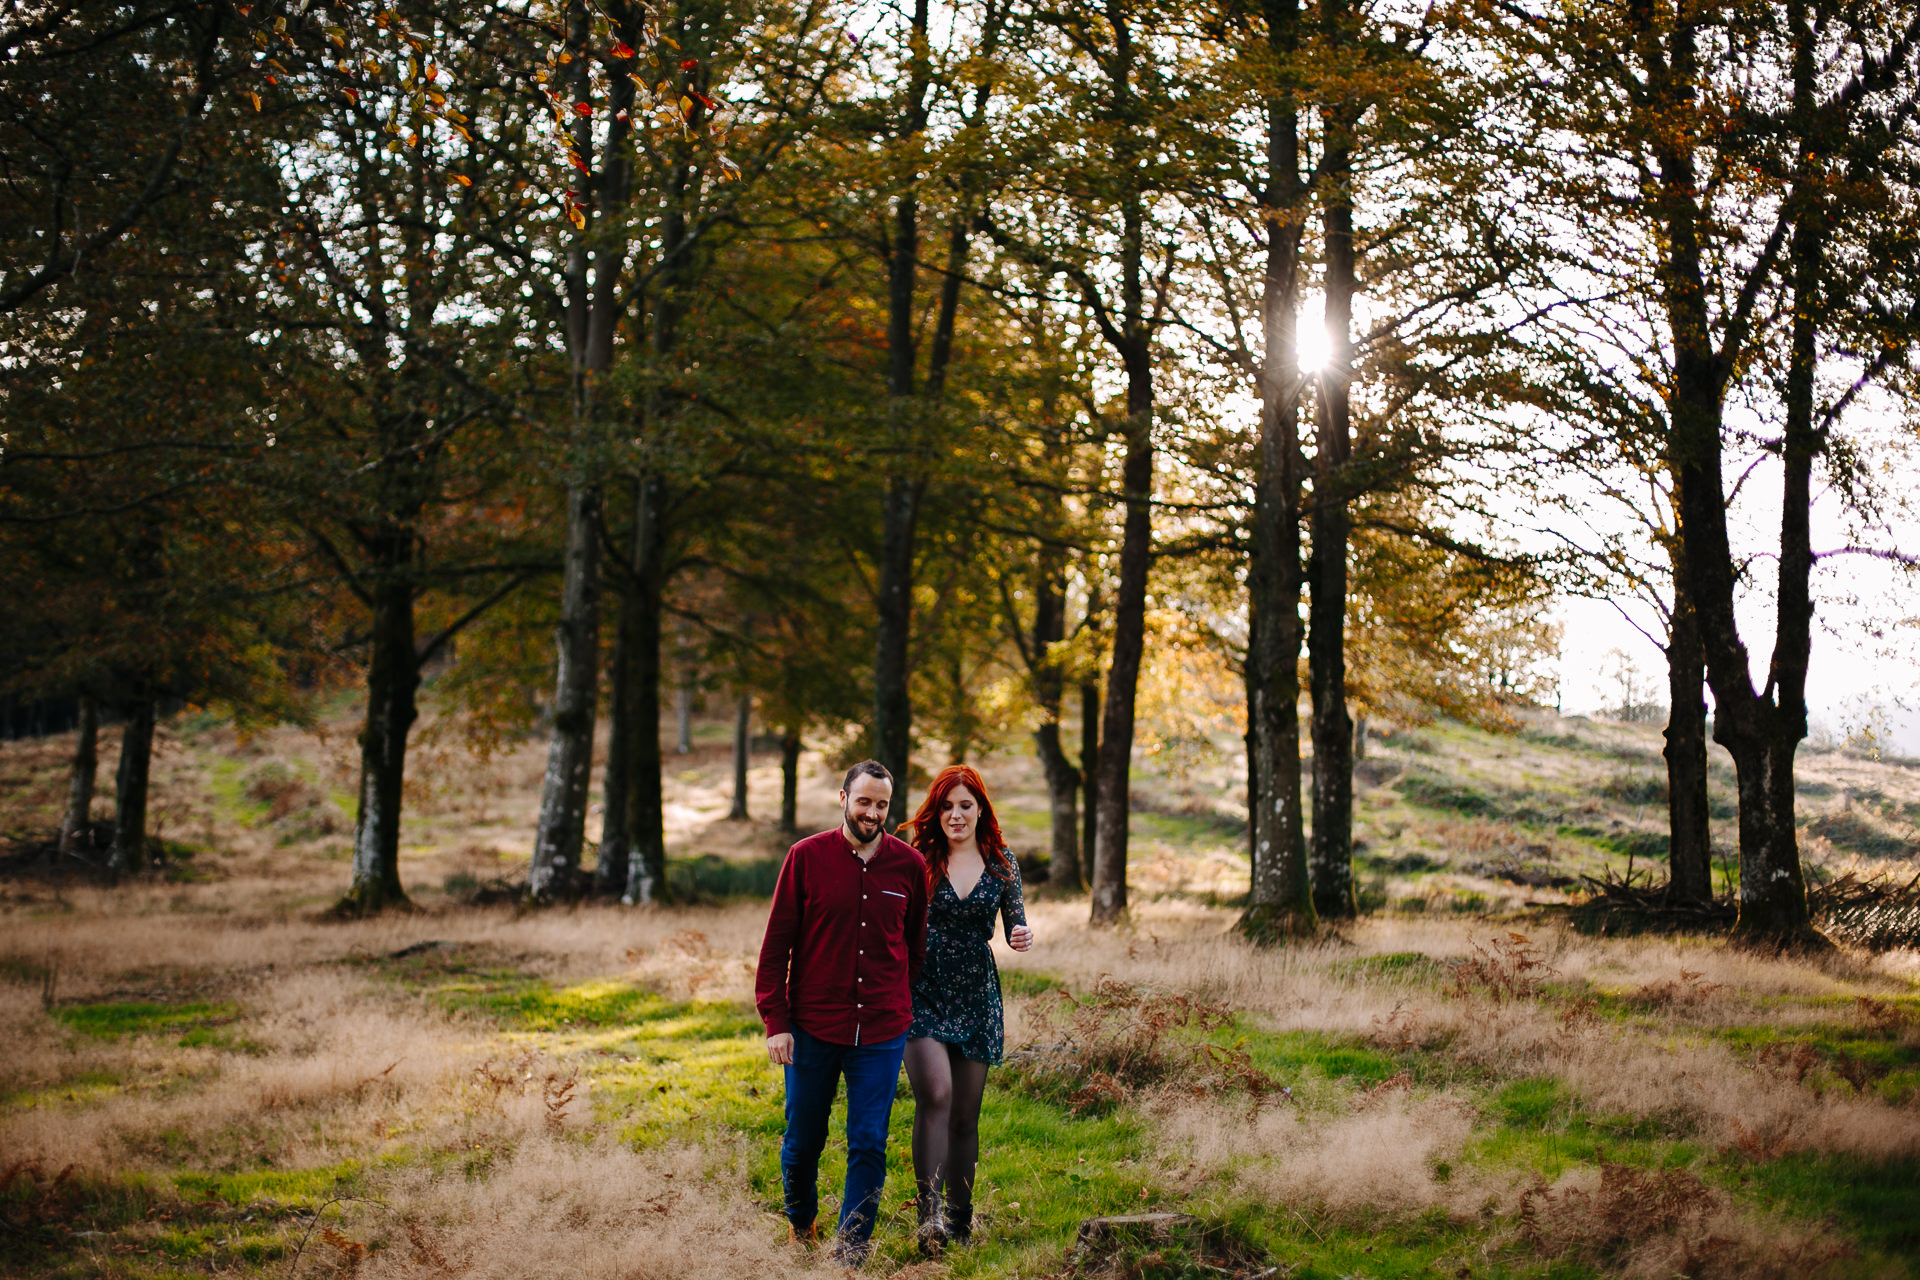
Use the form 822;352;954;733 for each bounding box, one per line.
1001;968;1064;998
1399;772;1497;816
1729;1152;1920;1268
171;1159;366;1208
50;1000;240;1042
666;853;783;900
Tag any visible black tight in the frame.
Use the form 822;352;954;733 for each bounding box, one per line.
903;1038;990;1223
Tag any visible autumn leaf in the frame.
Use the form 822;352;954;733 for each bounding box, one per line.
247;91;262;112
610;42;635;58
343;88;359;103
567;205;586;229
689;90;717;111
451;173;472;186
573;101;592;116
680;58;699;69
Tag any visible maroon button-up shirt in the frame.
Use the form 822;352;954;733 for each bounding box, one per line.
755;828;928;1046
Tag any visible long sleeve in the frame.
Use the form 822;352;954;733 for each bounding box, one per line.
754;846;805;1037
1001;856;1026;941
907;867;928;985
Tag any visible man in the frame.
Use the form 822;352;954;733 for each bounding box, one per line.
756;760;928;1266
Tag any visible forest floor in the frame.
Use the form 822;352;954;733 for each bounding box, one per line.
3;704;1920;1278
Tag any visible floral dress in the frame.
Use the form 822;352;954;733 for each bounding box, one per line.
908;857;1026;1065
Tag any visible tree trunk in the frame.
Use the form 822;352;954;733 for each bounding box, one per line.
1029;556;1080;887
729;693;752;821
529;482;603;900
873;0;937;830
1241;0;1315;940
1651;1;1819;945
529;0;636;903
600;603;633;893
617;475;668;904
58;694;99;859
108;697;156;876
1080;677;1100;873
874;486;920;815
676;675;694;754
1307;70;1357;921
780;728;802;833
1090;354;1153;926
343;562;419;912
1662;568;1712;905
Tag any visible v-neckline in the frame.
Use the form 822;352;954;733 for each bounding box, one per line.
946;868;985;902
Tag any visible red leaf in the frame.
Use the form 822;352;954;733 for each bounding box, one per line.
689;89;717;110
610;42;635;58
569;154;589;172
679;58;698;69
573;101;592;115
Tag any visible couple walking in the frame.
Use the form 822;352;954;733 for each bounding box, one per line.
754;759;1033;1266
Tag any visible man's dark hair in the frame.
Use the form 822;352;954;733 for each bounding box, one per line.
841;760;893;793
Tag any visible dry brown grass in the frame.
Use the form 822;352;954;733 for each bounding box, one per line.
6;709;1919;1277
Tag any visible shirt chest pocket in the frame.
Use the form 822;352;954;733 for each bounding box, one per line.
874;887;909;929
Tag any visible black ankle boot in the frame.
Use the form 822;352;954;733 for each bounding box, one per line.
915;1190;947;1257
946;1201;972;1246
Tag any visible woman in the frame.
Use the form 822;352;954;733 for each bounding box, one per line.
902;763;1033;1254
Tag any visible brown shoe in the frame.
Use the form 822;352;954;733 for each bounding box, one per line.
789;1221;820;1246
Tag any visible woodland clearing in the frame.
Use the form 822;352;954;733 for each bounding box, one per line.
4;707;1919;1279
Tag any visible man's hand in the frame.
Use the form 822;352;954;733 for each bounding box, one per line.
767;1032;795;1065
1009;924;1034;952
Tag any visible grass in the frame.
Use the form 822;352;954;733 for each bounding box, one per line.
50;1000;240;1041
6;704;1920;1278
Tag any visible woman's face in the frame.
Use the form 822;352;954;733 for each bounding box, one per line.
941;784;980;847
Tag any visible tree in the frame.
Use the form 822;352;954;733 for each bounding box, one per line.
998;0;1196;924
1483;0;1920;942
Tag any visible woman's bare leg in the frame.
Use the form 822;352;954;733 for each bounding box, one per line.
944;1045;991;1241
903;1038;954;1237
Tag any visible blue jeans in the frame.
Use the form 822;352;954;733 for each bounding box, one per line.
781;1025;907;1249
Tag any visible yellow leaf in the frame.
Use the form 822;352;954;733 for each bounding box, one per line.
247;91;262;111
679;95;692;112
451;173;472;186
567;205;586;229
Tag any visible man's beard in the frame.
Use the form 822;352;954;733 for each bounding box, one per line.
844;807;883;843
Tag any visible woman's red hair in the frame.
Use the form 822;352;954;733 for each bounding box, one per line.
906;764;1013;891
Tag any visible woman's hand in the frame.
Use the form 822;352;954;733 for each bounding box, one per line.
1009;924;1034;952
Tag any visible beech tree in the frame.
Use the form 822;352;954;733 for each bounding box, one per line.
996;0;1199;925
1483;0;1920;942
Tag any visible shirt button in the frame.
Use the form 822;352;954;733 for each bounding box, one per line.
863;894;868;900
856;1002;863;1008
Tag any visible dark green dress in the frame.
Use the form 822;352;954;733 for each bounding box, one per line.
908;858;1027;1065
